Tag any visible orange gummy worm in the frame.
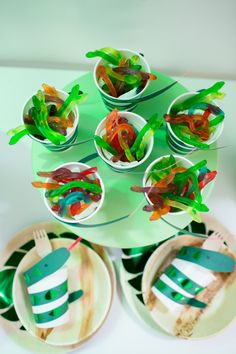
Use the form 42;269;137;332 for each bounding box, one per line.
97;65;117;97
154;166;186;188
42;83;59;96
150;205;170;221
32;181;61;189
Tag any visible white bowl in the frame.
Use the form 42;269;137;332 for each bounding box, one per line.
166;91;224;149
43;162;105;223
93;48;151;110
94;111;154;171
143;154;194;215
22;89;79;147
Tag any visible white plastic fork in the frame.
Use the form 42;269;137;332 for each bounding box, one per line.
33;229;52;258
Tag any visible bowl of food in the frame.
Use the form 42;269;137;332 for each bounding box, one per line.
32;162;105;223
165;81;225;154
8;83;87;152
131;154;217;221
86;47;156;111
94;109;162;171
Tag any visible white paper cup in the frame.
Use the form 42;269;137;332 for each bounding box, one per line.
25;267;70;328
22;89;79;152
151;259;215;312
143;155;193;215
94;111;154;171
93;48;151;111
166;92;224;154
171;258;216;288
43;162;105;223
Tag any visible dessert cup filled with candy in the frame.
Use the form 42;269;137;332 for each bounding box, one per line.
86;47;156;111
32;162;105;223
165;81;225;154
131;154;217;221
94;109;162;171
8;83;87;152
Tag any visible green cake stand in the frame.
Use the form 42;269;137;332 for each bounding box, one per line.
32;71;218;248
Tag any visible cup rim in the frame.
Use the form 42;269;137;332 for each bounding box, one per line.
93;48;151;101
94;111;154;170
166;91;224;147
43;162;105;223
142;154;194;215
22;89;79;145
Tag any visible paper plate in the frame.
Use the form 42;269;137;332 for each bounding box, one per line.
120;215;236;339
119;261;165;334
13;238;112;346
31;70;218;248
142;225;236;338
0;222;116;353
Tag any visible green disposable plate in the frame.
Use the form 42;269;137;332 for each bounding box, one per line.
0;221;116;353
13;238;112;346
120;215;236;339
32;71;218;248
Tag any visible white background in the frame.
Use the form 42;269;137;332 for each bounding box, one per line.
0;0;235;78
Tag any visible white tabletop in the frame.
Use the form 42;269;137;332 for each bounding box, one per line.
0;66;235;353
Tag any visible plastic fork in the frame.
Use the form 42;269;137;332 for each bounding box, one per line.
33;229;52;258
